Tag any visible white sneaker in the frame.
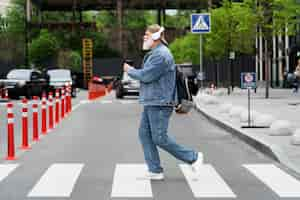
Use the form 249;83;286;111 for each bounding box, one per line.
191;152;204;172
138;172;164;180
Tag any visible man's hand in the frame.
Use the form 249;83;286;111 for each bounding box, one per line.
123;63;133;72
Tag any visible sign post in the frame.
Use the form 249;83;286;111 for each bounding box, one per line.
241;72;269;128
191;13;211;90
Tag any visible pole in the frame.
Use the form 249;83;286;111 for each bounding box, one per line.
200;34;203;90
248;88;251;127
265;39;270;99
25;0;30;67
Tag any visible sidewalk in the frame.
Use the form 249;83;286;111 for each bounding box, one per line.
195;88;300;177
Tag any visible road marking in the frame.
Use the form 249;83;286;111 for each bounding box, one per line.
72;103;82;111
111;164;152;198
0;164;19;182
100;100;113;104
28;163;84;197
80;100;91;104
180;164;236;198
244;164;300;197
119;100;136;104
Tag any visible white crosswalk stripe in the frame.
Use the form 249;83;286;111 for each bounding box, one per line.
0;164;19;182
244;164;300;198
28;163;84;197
180;164;236;198
0;163;300;199
111;164;153;198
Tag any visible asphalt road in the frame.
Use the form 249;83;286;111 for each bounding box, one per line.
0;91;299;200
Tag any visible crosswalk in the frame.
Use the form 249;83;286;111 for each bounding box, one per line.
0;163;299;198
28;164;84;197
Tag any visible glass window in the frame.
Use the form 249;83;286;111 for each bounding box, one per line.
7;70;32;81
47;70;71;82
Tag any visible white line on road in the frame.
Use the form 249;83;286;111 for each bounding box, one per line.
72;103;82;111
180;164;236;198
28;163;84;197
119;100;136;104
111;164;153;198
0;164;19;182
100;100;113;104
244;164;300;197
80;100;91;104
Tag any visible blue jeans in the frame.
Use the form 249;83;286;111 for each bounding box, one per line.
139;106;198;173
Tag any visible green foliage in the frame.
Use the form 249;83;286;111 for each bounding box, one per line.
272;0;300;35
92;10;156;29
29;30;59;68
94;10;118;28
169;33;199;64
165;10;194;28
57;50;82;72
5;0;25;36
69;51;82;72
170;0;257;63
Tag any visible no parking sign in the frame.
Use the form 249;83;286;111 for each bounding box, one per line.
241;72;256;89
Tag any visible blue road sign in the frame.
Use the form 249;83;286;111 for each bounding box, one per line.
241;72;257;89
191;13;211;34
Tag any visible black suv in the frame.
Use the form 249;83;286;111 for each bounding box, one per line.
0;69;48;99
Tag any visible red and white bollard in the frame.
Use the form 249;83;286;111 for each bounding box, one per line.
21;98;30;150
32;96;39;141
48;92;54;130
55;89;60;125
66;85;71;115
6;102;15;160
61;88;65;119
69;86;72;112
41;93;47;134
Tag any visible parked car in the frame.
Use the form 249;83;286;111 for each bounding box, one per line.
47;69;77;97
115;72;140;99
0;69;48;99
177;64;199;96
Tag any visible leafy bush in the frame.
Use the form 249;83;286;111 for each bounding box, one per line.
57;50;82;72
170;33;199;64
29;29;59;68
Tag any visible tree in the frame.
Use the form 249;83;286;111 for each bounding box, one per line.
0;14;7;33
29;29;59;68
165;10;195;29
169;33;199;64
57;50;82;72
169;0;257;64
5;0;25;36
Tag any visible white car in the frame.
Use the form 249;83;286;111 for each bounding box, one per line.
47;69;77;97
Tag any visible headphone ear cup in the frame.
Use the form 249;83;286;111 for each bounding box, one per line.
152;32;160;40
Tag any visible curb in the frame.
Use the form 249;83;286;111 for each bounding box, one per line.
194;105;300;178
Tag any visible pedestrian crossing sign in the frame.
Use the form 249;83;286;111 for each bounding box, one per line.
191;13;211;34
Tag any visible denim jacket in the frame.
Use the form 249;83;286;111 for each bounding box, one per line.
128;43;177;106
